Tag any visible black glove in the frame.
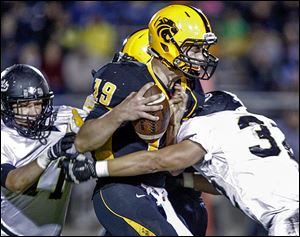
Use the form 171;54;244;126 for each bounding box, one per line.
48;132;76;160
61;154;97;184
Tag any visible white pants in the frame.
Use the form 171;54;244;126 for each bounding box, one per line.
141;183;193;236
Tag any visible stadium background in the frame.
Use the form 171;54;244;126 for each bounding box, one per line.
1;1;298;236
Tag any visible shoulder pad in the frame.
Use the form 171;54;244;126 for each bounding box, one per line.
91;61;153;108
196;91;245;116
92;61;147;79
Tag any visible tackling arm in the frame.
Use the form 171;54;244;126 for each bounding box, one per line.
4;161;44;194
3;132;76;194
106;140;206;176
62;140;207;183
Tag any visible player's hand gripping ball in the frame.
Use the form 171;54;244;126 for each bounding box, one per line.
132;85;170;143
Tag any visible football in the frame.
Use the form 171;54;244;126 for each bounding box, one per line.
132;84;170;143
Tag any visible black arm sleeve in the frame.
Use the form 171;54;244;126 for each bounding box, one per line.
1;163;16;188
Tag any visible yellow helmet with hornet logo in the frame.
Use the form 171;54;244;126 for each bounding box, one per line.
112;28;151;64
148;4;218;80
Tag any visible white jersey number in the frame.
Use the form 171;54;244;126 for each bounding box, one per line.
238;115;294;159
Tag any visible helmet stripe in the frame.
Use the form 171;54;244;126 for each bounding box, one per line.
189;6;212;33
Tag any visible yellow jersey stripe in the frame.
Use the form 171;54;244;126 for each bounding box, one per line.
182;87;197;121
146;62;170;101
100;191;156;236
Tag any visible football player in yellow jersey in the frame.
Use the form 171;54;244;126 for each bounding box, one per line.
110;27;209;235
68;4;219;236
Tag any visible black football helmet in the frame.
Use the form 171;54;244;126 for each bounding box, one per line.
1;64;55;143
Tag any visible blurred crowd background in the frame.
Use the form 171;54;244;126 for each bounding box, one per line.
1;1;299;236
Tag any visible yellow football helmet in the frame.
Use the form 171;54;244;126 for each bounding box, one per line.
148;4;219;80
113;28;151;64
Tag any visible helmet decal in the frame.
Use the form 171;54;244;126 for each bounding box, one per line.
1;79;9;92
155;17;178;43
22;87;44;98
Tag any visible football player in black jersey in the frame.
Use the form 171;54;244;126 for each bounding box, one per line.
111;28;209;236
71;4;218;236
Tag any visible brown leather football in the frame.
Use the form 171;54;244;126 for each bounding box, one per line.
132;84;170;143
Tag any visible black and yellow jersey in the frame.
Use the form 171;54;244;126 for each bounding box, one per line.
86;61;205;190
144;61;205;121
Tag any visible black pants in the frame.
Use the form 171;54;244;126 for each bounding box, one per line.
93;183;179;236
167;186;208;236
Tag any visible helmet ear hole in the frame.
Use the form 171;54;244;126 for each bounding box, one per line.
161;43;169;52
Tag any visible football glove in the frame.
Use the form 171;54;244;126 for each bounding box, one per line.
37;132;76;169
61;154;97;184
47;132;76;160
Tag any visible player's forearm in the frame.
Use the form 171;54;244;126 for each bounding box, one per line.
93;140;205;178
105;141;203;177
155;142;201;171
106;151;158;176
75;109;123;153
105;150;189;177
5;161;44;194
108;151;168;176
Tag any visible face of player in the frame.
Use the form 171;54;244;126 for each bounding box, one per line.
12;100;43;127
182;45;206;74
